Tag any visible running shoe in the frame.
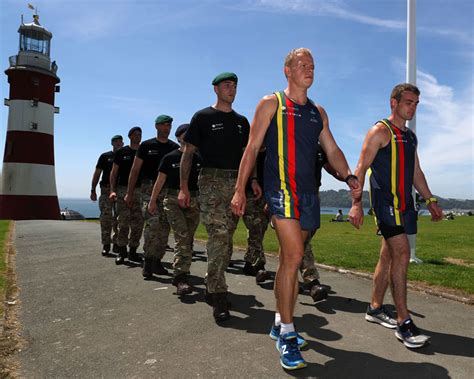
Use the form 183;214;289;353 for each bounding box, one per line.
269;324;308;349
276;332;307;370
395;318;430;348
365;305;397;329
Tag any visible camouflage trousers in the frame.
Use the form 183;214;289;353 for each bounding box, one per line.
242;192;268;269
99;185;118;245
164;193;200;278
300;230;320;283
116;186;144;248
199;170;239;294
141;181;170;260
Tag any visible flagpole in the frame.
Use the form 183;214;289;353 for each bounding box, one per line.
406;0;420;263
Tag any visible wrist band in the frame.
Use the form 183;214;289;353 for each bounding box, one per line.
425;197;438;205
344;174;358;184
250;177;258;182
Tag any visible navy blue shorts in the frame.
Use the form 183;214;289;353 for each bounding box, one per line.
265;190;320;231
373;205;417;239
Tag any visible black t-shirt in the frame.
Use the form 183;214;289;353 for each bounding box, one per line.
136;138;179;181
113;146;138;187
184;106;250;170
158;149;201;191
96;150;114;186
315;142;328;188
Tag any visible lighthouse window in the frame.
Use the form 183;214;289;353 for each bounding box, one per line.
20;29;51;56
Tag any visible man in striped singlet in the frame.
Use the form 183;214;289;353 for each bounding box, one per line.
231;48;361;371
349;83;443;349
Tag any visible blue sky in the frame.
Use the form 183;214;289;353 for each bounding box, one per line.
1;0;473;200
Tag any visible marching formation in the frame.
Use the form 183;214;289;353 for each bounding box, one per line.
90;48;443;371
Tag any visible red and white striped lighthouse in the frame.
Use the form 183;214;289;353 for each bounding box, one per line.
0;13;61;220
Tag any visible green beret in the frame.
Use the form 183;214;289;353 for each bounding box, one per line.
111;135;123;143
155;115;173;125
212;72;238;86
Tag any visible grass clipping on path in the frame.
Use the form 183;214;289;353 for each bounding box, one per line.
195;214;474;295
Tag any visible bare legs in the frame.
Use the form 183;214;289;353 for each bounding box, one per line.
273;217;308;324
371;233;410;322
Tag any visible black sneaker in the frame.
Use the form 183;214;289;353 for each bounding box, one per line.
395;318;430;348
365;305;397;329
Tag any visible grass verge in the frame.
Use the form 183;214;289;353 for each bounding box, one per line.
195;215;474;295
0;220;11;318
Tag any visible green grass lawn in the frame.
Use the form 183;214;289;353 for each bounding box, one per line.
195;215;474;295
0;220;11;318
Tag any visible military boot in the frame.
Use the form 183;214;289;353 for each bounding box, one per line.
142;258;154;279
306;279;329;302
101;244;111;257
254;262;270;283
242;261;255;276
115;246;127;265
128;247;142;263
212;293;230;322
153;260;169;275
173;274;193;296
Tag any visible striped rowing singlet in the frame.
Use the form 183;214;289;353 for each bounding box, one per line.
369;118;418;225
264;91;323;216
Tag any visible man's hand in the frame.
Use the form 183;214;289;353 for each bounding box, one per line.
347;177;362;200
428;202;443;222
90;190;97;202
348;203;364;229
231;190;247;216
251;181;262;200
109;191;117;203
124;193;133;208
178;189;190;209
148;200;157;215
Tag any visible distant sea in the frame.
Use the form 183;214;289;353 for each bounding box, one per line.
59;198;101;218
59;198;368;219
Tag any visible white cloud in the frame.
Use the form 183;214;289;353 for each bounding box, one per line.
237;0;471;43
416;71;474;199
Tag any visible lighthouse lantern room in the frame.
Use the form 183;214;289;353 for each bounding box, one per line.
0;13;61;220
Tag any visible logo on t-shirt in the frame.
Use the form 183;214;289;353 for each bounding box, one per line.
148;150;159;155
211;123;224;131
171;163;180;169
237;124;243;134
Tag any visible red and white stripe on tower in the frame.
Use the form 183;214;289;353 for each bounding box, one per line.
0;14;61;220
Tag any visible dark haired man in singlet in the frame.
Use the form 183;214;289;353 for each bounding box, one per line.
349;83;443;349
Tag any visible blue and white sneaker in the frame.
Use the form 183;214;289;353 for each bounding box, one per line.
276;332;307;370
269;324;308;349
395;318;430;348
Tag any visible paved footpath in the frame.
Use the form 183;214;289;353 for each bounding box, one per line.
11;220;474;378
